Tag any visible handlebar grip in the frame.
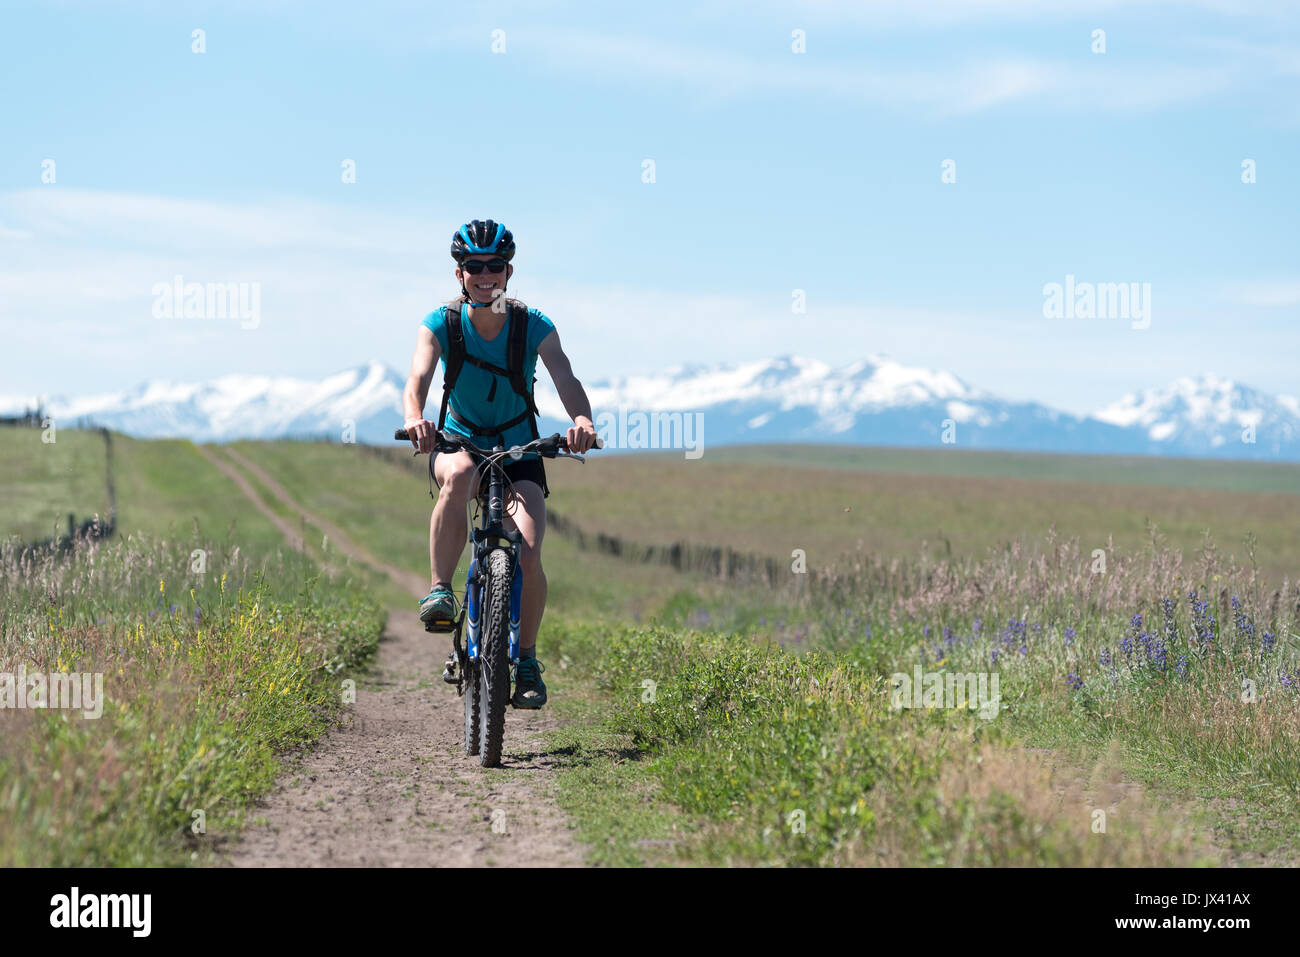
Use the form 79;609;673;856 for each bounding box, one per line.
394;428;409;441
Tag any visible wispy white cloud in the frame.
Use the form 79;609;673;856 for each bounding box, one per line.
472;25;1244;114
770;0;1300;26
2;189;433;255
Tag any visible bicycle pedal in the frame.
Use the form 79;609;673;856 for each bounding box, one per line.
424;617;456;633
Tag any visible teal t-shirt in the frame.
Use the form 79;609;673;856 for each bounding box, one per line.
421;303;556;456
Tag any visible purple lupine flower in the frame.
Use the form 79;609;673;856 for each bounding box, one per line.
1232;598;1253;642
1176;655;1188;679
1262;632;1276;656
1066;672;1083;690
1064;626;1076;646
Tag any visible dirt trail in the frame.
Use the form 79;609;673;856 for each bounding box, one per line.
204;444;586;867
195;446;306;552
223;611;583;867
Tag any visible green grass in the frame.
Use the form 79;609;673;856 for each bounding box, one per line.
540;654;691;867
201;445;413;609
228;440;436;578
705;443;1300;494
0;427;112;541
113;435;287;550
0;535;385;866
547;447;1300;582
541;617;1212;866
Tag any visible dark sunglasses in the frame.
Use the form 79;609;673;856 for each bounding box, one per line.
460;259;507;275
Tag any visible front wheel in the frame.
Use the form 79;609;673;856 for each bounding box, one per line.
463;657;481;756
477;547;514;768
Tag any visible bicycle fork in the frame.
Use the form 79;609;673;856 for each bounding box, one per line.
462;548;523;665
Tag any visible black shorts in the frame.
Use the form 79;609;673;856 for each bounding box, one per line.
431;451;549;500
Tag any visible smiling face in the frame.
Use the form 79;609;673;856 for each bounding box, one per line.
456;253;513;305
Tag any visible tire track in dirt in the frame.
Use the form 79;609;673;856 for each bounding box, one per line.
200;444;585;867
194;446;306;552
220;445;428;598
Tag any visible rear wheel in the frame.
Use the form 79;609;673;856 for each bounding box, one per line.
477;548;513;768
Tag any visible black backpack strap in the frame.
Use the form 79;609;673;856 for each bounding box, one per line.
437;302;467;432
505;302;540;440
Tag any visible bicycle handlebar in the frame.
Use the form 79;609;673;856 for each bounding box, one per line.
393;428;602;454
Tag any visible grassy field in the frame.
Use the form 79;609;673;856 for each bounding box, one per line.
225;437;1300;865
705;444;1300;493
0;429;384;865
5;428;1299;866
0;427;113;542
543;446;1300;583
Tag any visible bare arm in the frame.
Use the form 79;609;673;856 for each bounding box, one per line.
537;328;597;452
403;326;442;453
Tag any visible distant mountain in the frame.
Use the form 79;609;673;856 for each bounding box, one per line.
544;355;1138;455
1091;374;1300;459
4;357;1298;460
1;361;404;443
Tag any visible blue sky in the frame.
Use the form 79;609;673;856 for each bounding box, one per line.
2;0;1298;414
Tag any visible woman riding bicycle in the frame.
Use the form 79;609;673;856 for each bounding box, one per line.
402;219;598;709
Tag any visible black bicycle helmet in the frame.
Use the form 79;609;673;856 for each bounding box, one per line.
450;219;516;263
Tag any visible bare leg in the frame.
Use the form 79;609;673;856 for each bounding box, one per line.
429;451;477;589
503;480;547;655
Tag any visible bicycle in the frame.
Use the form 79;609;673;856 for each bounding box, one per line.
394;427;600;767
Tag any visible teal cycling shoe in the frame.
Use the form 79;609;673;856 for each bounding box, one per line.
511;657;547;709
419;585;459;632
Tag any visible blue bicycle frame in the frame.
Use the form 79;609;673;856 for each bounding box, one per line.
464;553;522;665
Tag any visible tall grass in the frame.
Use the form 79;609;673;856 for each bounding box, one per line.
550;523;1297;864
549;622;1206;866
0;534;383;866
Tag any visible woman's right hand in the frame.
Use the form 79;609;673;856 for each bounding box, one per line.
404;417;437;454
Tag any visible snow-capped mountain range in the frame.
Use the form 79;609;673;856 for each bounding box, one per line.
3;356;1298;460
